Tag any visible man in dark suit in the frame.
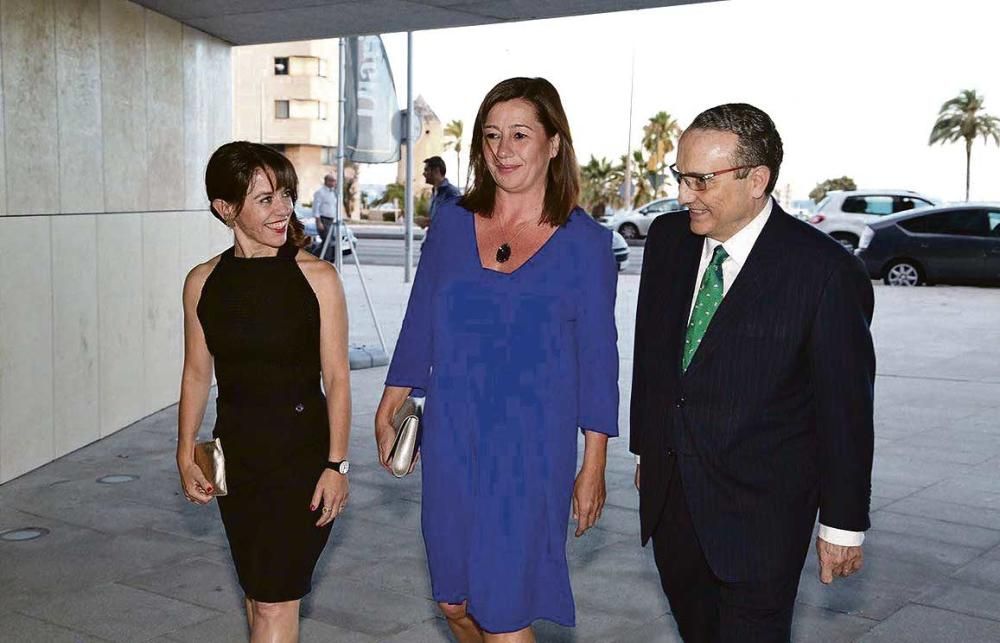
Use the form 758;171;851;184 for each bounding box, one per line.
630;103;875;642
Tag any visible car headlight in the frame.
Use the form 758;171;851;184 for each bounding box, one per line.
858;226;874;251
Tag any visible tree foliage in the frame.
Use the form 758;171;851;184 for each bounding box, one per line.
809;176;857;203
443;119;464;187
929;89;1000;201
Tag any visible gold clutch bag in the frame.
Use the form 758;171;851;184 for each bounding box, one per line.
194;437;228;496
388;397;423;478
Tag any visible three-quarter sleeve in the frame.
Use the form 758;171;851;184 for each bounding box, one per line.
576;228;620;436
385;214;441;396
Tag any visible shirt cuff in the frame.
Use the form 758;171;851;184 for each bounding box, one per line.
819;524;865;547
635;454;641;465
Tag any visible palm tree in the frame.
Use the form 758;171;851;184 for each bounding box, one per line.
620;150;656;207
443;119;464;188
642;111;681;196
580;155;620;214
929;89;1000;201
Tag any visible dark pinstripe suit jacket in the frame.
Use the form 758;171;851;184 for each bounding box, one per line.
629;202;875;582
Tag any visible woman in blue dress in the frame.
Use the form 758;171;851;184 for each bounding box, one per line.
375;77;619;642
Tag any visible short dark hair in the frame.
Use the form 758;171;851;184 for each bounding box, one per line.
462;77;579;226
423;156;447;175
205;141;309;248
687;103;783;194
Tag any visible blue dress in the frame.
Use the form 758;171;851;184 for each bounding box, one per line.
386;203;619;632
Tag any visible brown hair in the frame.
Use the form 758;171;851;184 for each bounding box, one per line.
204;141;309;248
462;77;580;226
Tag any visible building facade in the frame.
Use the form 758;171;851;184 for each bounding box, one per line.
232;40;361;217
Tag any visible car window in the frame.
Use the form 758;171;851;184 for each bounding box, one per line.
814;195;832;212
644;200;671;214
988;211;1000;237
894;197;930;213
842;195;894;215
899;210;989;236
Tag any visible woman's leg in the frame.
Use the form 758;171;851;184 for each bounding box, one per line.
439;601;484;643
483;627;535;643
250;599;300;643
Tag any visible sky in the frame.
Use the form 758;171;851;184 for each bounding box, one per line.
360;0;1000;203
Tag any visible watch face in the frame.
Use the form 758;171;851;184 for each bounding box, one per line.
339;461;350;475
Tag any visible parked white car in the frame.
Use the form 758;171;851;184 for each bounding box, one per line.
599;197;682;239
809;190;937;250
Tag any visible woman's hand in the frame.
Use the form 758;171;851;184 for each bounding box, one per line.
311;469;349;527
572;464;607;537
177;457;213;505
375;386;415;475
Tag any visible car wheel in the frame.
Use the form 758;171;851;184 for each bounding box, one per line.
831;232;859;251
883;260;922;286
619;223;640;240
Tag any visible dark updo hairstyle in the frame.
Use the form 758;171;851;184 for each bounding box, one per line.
462;77;580;226
205;141;309;248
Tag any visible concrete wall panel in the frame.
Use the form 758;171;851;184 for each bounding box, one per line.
0;218;54;481
101;0;148;212
142;212;183;412
51;215;101;454
1;0;59;216
145;10;185;211
56;0;105;214
0;15;6;216
182;26;210;211
97;214;144;436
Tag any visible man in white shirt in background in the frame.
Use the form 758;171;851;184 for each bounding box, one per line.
313;173;339;258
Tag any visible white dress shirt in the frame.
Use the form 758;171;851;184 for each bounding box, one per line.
313;185;339;219
638;199;864;547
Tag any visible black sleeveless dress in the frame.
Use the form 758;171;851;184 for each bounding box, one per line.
197;241;333;602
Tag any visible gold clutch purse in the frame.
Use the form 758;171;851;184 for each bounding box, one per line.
388;397;423;478
194;437;228;496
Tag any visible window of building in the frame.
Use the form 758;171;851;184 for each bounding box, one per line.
289;99;320;119
321;147;336;165
288;56;324;77
275;100;289;119
274;57;289;75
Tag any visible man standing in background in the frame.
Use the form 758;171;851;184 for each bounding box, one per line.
313;173;340;241
423;156;461;221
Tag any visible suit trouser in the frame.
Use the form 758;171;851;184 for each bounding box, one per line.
651;456;800;643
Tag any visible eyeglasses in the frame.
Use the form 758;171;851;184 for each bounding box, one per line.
669;163;753;192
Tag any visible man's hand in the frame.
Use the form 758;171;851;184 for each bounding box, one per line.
816;536;863;584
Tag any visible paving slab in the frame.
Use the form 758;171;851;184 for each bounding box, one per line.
18;582;219;642
1;270;999;641
859;604;1000;642
0;611;110;643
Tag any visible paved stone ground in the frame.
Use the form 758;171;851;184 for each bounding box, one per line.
2;266;999;642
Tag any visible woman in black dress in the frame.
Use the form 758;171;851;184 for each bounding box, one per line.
176;142;351;642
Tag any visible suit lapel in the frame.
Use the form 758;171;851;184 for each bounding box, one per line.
683;210;785;375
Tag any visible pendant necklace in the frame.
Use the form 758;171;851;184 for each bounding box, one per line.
495;213;536;264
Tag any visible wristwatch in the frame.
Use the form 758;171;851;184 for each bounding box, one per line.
326;460;350;475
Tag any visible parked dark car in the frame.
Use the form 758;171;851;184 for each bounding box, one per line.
855;204;1000;286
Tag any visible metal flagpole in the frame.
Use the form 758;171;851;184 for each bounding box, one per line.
624;47;635;209
335;37;347;274
404;31;414;283
317;39;346;271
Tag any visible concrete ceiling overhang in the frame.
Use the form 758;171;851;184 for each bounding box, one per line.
130;0;717;45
